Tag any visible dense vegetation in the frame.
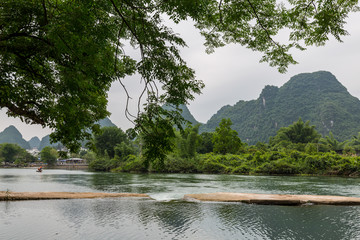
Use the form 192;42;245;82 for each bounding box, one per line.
0;143;35;166
2;118;360;177
85;119;360;177
201;71;360;144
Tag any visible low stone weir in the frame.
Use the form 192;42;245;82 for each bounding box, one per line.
0;191;150;201
184;192;360;206
3;191;360;205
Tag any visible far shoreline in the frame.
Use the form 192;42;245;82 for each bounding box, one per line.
1;166;360;178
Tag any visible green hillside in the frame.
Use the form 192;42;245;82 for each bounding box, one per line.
201;71;360;144
162;104;201;126
97;117;117;127
28;137;40;149
0;125;31;149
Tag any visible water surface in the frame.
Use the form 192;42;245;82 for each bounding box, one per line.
1;169;360;239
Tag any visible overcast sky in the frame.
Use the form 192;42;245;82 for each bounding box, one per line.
1;12;360;141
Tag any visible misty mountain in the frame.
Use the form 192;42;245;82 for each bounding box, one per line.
28;137;40;149
200;71;360;144
0;125;31;149
97;117;117;127
162;104;202;127
36;117;118;150
37;135;63;150
0;117;118;150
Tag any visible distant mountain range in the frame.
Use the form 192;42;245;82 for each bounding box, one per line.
0;117;116;150
2;71;360;147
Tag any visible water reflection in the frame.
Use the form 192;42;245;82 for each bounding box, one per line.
2;197;360;239
212;203;360;240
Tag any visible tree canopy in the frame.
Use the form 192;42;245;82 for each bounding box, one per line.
213;118;242;154
0;143;35;164
1;0;358;160
270;118;321;145
92;126;129;159
40;146;58;166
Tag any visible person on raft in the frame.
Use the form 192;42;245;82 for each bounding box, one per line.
37;166;43;172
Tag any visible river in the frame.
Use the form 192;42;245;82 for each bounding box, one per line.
1;168;360;239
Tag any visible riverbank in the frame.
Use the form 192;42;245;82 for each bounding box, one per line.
1;165;89;170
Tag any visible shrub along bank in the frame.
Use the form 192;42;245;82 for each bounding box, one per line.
88;119;360;177
94;150;360;177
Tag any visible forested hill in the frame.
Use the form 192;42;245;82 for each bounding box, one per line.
200;71;360;144
163;104;201;126
0;125;30;149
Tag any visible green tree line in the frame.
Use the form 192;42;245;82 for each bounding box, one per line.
2;118;360;176
86;118;360;176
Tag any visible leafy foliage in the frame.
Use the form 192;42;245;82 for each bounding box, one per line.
346;132;360;151
91;126;132;159
212;118;242;154
197;132;215;154
319;132;345;151
40;146;58;166
0;143;35;164
270;118;321;145
176;124;201;159
1;1;358;157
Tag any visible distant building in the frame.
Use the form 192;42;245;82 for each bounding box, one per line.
57;158;86;165
27;148;40;157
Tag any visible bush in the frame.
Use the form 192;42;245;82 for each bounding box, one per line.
198;158;230;174
334;157;360;175
164;155;198;173
305;143;318;154
232;164;251;174
120;155;147;173
267;151;286;161
89;157;110;171
257;158;300;175
108;156;122;169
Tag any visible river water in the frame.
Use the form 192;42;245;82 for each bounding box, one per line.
1;169;360;239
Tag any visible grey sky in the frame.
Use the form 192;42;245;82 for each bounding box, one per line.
1;12;360;141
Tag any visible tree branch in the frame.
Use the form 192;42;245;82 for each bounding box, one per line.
246;0;280;48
